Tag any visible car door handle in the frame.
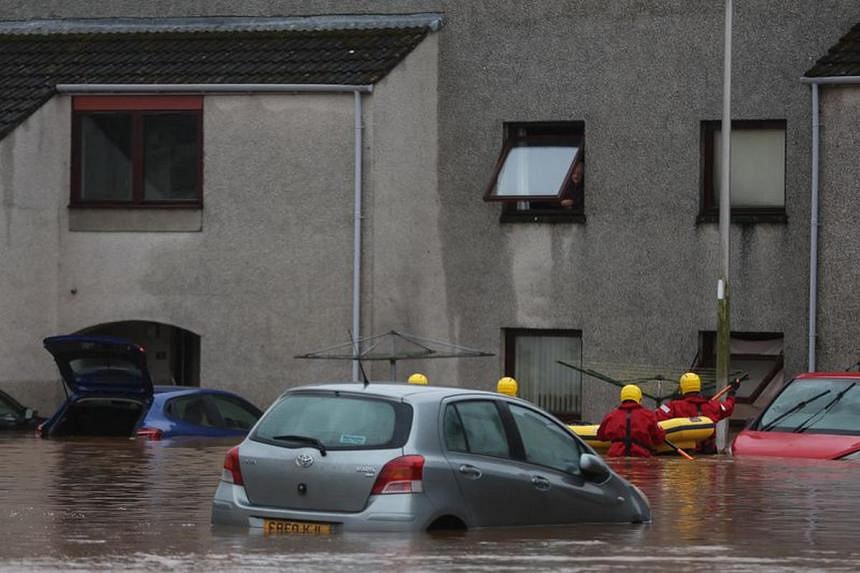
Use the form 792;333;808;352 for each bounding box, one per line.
458;464;483;479
531;475;551;491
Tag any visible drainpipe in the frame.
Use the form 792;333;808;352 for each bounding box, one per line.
57;83;372;382
808;83;820;372
799;76;860;371
352;90;363;383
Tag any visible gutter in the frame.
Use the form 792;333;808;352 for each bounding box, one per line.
56;84;373;94
57;83;371;381
800;75;860;370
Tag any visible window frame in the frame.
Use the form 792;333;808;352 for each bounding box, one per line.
70;95;204;209
441;399;520;460
485;121;586;224
504;328;583;422
698;331;784;404
699;119;787;223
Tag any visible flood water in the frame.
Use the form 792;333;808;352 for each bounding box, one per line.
2;432;860;572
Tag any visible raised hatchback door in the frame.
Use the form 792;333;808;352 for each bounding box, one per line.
43;335;153;397
239;391;412;512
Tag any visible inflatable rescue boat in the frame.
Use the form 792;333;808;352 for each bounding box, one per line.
570;417;715;454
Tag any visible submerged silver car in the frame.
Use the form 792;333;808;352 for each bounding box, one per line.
211;384;650;533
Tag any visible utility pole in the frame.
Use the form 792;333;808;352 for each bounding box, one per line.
716;0;732;451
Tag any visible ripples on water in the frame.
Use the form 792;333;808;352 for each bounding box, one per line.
2;433;860;571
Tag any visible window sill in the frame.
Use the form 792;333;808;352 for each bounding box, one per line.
696;211;787;225
68;207;203;232
500;211;586;224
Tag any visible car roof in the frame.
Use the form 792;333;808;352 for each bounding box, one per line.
281;382;517;403
795;372;860;380
152;385;241;396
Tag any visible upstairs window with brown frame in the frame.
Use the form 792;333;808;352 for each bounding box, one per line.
484;122;584;223
700;119;786;223
71;96;203;208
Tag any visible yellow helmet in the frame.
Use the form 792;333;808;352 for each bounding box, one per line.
679;372;701;395
620;384;642;404
407;372;428;385
497;376;518;396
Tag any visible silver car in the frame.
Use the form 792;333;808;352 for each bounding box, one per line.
211;383;650;533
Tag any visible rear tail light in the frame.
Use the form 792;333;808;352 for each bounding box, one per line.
371;455;425;495
136;427;163;441
35;421;45;438
222;446;244;486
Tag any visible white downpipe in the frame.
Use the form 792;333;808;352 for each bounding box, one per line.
808;83;820;371
352;90;363;382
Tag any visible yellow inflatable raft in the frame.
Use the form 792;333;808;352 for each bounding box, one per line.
569;416;715;454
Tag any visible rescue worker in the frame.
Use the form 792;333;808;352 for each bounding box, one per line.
407;372;428;385
597;384;666;458
496;376;518;397
655;372;740;453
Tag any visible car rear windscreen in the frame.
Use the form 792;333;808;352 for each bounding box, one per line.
251;392;413;450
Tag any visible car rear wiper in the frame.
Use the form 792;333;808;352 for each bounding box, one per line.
792;383;857;433
759;389;831;432
272;434;327;456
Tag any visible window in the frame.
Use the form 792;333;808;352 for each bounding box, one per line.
444;401;510;458
698;332;784;405
166;395;218;427
251;392;412;450
700;120;786;222
508;404;581;474
484;122;585;223
71;96;203;207
504;329;582;421
207;395;261;431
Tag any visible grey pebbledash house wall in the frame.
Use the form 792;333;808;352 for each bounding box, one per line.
0;1;858;424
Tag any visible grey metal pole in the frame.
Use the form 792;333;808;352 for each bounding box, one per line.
808;83;820;371
352;90;363;383
716;0;733;452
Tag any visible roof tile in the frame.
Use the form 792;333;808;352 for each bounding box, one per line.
805;22;860;77
0;26;431;139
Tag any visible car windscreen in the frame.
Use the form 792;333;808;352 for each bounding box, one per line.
757;378;860;435
251;392;412;450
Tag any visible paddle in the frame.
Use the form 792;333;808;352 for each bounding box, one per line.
664;439;695;461
710;374;750;401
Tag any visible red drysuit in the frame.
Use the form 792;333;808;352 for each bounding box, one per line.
655;394;735;453
597;402;666;458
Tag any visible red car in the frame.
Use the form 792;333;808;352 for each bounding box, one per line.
731;372;860;460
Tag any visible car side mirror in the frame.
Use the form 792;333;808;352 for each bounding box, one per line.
25;408;34;420
580;453;611;483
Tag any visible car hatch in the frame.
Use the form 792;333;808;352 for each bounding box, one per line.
43;335;154;397
239;390;413;512
240;441;401;512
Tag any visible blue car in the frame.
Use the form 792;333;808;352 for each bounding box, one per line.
38;335;261;440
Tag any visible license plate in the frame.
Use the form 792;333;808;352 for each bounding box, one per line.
263;519;333;536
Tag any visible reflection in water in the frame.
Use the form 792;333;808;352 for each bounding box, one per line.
2;433;860;571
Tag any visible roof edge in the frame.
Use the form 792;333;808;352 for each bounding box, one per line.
801;76;860;85
0;13;445;36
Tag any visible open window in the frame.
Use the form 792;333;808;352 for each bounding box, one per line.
700;119;786;223
71;96;203;208
484;122;585;223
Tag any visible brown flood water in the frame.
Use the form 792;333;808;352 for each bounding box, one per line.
2;432;860;572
